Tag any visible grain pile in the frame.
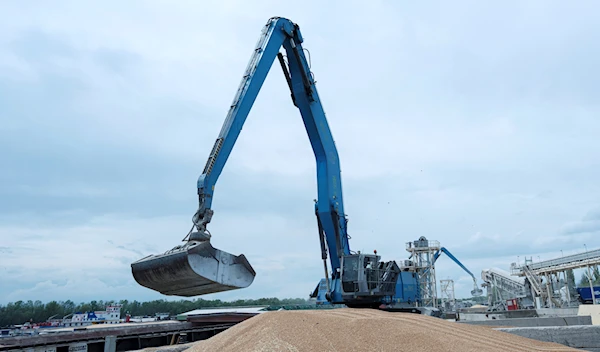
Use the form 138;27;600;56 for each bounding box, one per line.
189;308;579;352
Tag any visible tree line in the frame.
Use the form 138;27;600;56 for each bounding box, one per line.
0;297;310;327
3;269;597;327
579;267;600;286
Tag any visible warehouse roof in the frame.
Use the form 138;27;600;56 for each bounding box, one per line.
179;306;268;316
177;306;269;324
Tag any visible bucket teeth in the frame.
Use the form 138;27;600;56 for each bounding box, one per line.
131;240;256;297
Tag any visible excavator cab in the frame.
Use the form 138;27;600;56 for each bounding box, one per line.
130;232;256;296
340;253;400;306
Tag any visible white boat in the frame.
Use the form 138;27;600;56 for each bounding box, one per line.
60;304;123;327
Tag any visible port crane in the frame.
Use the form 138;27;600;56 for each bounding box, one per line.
426;247;484;297
131;17;403;308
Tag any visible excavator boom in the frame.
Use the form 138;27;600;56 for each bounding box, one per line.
432;247;484;297
131;17;360;299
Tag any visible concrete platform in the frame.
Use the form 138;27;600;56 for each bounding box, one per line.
496;325;600;351
459;315;593;327
457;307;581;322
578;304;600;325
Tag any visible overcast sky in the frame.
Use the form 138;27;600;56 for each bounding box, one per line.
1;0;599;306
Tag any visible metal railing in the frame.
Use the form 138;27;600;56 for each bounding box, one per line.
405;239;441;251
522;265;543;296
512;249;600;275
342;266;399;297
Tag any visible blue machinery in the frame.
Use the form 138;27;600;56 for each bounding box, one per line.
130;17;479;313
310;244;483;309
131;17;402;309
428;247;484;297
310;271;422;308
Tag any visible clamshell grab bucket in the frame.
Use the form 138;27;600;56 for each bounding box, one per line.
131;239;256;297
471;288;484;296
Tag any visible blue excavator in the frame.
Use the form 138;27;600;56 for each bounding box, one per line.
131;17;405;309
309;243;483;310
428;247;484;297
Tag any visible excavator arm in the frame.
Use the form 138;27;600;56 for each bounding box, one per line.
193;17;351;270
131;17;400;306
431;247;483;296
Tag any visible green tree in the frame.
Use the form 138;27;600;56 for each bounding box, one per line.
579;267;600;286
0;297;312;326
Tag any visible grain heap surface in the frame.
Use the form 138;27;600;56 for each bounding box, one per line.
190;308;579;352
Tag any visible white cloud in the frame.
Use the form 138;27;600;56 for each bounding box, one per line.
0;212;325;304
560;207;600;236
1;0;600;304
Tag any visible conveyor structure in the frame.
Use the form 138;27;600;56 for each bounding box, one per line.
510;248;600;308
404;237;483;308
405;237;441;308
481;268;529;311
